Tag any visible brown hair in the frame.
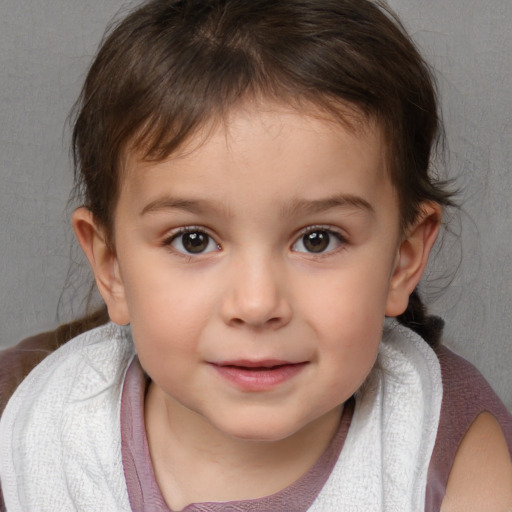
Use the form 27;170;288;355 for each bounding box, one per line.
72;0;454;346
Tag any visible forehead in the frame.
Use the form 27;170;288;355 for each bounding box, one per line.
127;97;385;165
118;102;396;219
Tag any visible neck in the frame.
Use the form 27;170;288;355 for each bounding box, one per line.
144;382;342;510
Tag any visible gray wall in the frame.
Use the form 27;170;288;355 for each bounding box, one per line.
1;1;511;409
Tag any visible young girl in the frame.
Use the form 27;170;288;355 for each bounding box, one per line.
1;0;511;510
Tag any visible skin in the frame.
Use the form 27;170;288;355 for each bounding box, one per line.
72;102;510;510
441;412;512;511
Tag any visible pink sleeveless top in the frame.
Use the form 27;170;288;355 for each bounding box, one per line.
120;346;512;512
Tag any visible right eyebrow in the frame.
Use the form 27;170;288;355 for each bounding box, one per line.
139;197;231;217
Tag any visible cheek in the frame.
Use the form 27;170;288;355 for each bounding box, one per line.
297;264;391;390
299;260;392;335
124;269;217;371
121;251;212;324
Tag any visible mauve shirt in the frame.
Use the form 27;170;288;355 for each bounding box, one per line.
120;347;512;512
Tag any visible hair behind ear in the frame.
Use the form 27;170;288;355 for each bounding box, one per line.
396;288;444;348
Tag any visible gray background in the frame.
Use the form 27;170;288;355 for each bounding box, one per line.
1;1;511;409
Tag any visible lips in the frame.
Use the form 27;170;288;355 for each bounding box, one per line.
209;360;308;391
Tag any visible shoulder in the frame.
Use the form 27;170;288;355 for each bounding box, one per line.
435;346;512;445
0;330;58;419
426;345;512;511
0;333;59;512
441;411;512;511
0;323;134;431
0;309;112;420
7;324;133;400
0;323;134;511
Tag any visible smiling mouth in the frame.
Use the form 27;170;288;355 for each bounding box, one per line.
219;359;295;368
209;360;308;391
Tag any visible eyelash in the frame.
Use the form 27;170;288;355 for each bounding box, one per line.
162;225;348;257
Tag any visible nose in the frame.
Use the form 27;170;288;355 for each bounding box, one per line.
220;253;292;330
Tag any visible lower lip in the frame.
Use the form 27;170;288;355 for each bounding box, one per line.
210;363;307;391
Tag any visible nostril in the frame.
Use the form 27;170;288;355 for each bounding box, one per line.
230;318;245;327
228;315;287;330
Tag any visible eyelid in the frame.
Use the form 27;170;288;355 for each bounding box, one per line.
162;225;207;243
294;224;348;241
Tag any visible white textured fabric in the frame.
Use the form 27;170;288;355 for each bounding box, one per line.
0;323;135;512
0;322;441;511
308;321;443;511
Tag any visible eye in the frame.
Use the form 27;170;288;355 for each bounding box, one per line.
167;229;220;255
292;228;344;254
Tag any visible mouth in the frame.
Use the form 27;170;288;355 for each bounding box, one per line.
216;359;297;368
209;360;308;391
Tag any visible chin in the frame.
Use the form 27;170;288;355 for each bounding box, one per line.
214;413;306;444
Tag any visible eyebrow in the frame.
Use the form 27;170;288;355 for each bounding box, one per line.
140;197;230;216
140;194;374;217
282;194;375;217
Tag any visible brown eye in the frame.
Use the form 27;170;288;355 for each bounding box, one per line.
292;229;343;254
182;232;208;253
170;230;219;255
303;231;330;253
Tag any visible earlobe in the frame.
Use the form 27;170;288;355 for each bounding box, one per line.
71;207;130;325
385;202;442;317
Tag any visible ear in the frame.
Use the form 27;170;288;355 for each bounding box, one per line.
385;202;442;317
72;207;130;325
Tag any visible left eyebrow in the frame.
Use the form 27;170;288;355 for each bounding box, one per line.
282;194;375;217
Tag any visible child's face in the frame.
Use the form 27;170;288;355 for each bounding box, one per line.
101;104;423;442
